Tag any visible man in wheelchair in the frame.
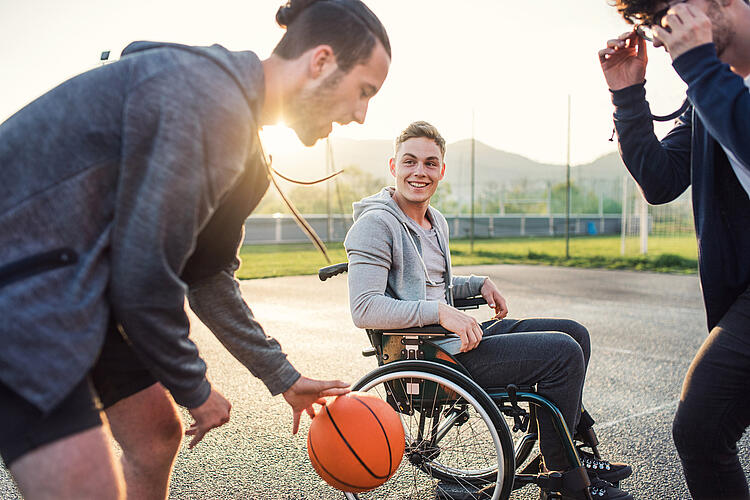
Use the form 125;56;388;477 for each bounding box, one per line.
343;121;632;499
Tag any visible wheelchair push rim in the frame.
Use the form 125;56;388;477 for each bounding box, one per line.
345;361;515;500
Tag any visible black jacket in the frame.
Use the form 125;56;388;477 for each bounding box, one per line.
612;43;750;330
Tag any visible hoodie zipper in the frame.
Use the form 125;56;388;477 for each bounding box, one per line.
0;248;78;289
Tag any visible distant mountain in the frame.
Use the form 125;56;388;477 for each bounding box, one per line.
268;138;628;188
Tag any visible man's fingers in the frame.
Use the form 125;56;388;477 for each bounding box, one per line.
458;330;469;352
663;12;684;30
292;409;301;435
472;323;483;349
635;35;648;61
188;429;206;449
305;405;316;419
599;48;615;62
308;379;350;395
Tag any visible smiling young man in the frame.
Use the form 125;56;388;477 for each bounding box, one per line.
599;1;750;498
0;1;390;498
344;121;633;500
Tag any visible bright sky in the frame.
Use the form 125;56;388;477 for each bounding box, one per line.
0;0;687;166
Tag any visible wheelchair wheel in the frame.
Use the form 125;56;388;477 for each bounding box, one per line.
345;360;515;500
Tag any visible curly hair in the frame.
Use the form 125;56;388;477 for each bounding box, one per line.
612;0;749;24
611;0;659;23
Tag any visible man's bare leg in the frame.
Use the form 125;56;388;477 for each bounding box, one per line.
11;425;125;500
106;383;183;500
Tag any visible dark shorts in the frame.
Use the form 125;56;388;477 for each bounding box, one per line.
0;322;157;467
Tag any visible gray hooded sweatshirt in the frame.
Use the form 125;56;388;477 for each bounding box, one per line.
344;187;487;354
0;41;294;411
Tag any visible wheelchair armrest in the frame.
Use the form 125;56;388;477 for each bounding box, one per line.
377;325;454;336
453;296;486;310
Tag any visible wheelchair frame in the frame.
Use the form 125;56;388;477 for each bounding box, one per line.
319;263;593;500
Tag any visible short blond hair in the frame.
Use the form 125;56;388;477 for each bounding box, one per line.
394;121;446;159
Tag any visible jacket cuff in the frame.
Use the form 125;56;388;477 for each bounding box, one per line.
611;82;650;121
173;377;212;409
468;275;488;296
262;361;301;396
420;300;440;326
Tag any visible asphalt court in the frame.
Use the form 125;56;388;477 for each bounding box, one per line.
1;264;748;499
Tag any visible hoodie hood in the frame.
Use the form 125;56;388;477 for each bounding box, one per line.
352;187;407;223
121;41;265;119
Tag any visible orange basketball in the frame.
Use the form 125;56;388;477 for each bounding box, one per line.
307;391;405;493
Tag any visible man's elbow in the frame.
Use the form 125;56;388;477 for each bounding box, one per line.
350;312;370;329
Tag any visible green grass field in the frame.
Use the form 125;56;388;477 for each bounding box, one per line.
237;235;698;280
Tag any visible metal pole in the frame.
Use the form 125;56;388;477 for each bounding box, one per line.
565;95;571;259
470;110;475;254
326;138;332;242
621;175;628;256
640;195;648;255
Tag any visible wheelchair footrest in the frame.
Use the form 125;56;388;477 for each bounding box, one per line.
517;466;591;498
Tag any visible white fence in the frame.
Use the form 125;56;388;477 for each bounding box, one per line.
242;214;635;245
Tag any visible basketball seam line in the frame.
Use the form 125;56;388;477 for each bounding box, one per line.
352;394;395;474
308;433;378;491
325;402;391;480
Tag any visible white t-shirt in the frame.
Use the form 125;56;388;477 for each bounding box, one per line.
718;75;750;200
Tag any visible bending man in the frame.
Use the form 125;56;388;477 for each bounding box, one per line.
0;1;390;498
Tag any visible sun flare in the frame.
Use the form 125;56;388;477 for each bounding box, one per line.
258;124;306;155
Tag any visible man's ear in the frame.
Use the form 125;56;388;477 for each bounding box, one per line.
308;44;337;79
439;163;446;180
389;157;397;177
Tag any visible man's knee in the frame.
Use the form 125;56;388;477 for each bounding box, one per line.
107;385;183;469
549;333;586;376
557;319;591;361
124;410;182;469
672;403;697;456
672;400;726;460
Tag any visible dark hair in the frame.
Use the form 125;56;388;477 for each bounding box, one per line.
611;0;657;23
273;0;391;72
612;0;748;23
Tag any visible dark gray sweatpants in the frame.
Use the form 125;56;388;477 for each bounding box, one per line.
455;318;590;471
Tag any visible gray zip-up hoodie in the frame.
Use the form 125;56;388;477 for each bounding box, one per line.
0;41;266;411
344;187;486;352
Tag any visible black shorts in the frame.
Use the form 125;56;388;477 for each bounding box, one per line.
0;322;157;467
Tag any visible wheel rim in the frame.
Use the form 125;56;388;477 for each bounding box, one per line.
344;369;506;500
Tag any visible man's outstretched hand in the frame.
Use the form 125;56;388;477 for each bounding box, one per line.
283;376;350;434
186;387;232;449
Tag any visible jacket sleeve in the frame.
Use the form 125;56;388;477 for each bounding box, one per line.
673;43;750;171
187;259;301;396
612;83;692;204
451;275;488;300
345;214;440;329
109;68;252;408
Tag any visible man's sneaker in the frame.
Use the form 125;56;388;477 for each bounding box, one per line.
552;478;633;500
577;448;632;484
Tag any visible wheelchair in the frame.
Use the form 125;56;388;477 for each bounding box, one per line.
319;263;601;500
